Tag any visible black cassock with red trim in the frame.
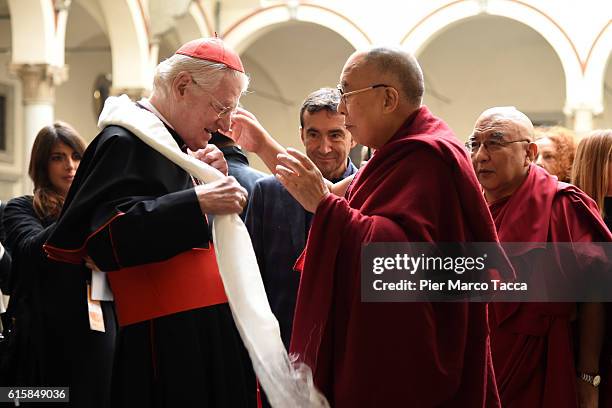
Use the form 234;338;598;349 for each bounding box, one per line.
46;121;257;407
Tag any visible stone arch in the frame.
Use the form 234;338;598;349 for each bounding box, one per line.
236;20;356;172
178;1;214;40
154;1;214;62
416;15;568;138
8;0;62;65
400;0;583;115
222;3;371;54
583;21;612;115
98;0;150;91
57;0;113;140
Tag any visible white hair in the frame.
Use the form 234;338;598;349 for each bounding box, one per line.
153;54;249;96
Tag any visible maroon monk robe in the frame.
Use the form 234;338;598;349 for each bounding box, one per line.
489;164;612;408
290;106;504;407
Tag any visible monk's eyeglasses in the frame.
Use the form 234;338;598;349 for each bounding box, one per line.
465;138;531;155
191;78;235;119
336;84;390;105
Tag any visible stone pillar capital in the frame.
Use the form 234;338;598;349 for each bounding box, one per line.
110;87;150;101
53;0;72;12
571;106;595;136
10;64;69;104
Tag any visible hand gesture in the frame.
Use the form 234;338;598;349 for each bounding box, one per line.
226;108;271;153
275;148;330;213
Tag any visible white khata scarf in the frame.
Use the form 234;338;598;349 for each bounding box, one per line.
98;95;327;408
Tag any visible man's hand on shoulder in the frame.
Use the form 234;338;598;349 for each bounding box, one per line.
196;176;248;215
190;144;228;176
275;148;330;213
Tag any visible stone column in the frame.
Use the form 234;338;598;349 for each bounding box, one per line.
572;107;594;137
110;87;150;101
11;63;67;193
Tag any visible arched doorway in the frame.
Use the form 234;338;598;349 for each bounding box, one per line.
153;0;213;63
417;15;566;139
55;0;113;142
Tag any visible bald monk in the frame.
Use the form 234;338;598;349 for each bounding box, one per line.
230;46;505;407
468;107;612;408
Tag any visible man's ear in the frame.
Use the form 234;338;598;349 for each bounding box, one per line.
526;142;538;164
299;127;306;146
173;71;192;98
382;86;400;113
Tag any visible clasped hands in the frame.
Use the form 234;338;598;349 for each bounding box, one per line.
189;143;248;216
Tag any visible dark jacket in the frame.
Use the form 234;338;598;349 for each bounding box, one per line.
220;145;267;221
0;196;116;407
245;160;357;347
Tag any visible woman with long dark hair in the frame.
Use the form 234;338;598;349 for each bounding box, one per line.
1;122;115;407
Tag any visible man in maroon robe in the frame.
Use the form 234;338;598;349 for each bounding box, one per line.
469;106;612;408
234;46;504;407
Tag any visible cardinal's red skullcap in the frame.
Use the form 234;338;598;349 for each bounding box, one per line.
175;38;244;73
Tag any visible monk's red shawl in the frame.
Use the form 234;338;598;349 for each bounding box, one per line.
489;164;611;408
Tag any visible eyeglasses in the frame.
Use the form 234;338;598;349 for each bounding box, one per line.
191;78;235;119
465;138;531;154
336;84;390;104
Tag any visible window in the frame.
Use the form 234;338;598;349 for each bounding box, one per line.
0;83;14;163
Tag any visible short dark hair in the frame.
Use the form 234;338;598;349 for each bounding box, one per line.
299;88;341;127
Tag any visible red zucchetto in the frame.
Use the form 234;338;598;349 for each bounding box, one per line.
175;38;244;73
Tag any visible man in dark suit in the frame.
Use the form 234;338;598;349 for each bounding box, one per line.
245;88;357;348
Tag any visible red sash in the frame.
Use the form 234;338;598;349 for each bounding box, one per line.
108;245;228;326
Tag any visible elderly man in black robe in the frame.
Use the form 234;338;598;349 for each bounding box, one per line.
45;38;256;408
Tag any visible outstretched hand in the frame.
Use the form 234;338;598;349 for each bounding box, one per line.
226;108;270;153
226;107;287;173
275;148;330;213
